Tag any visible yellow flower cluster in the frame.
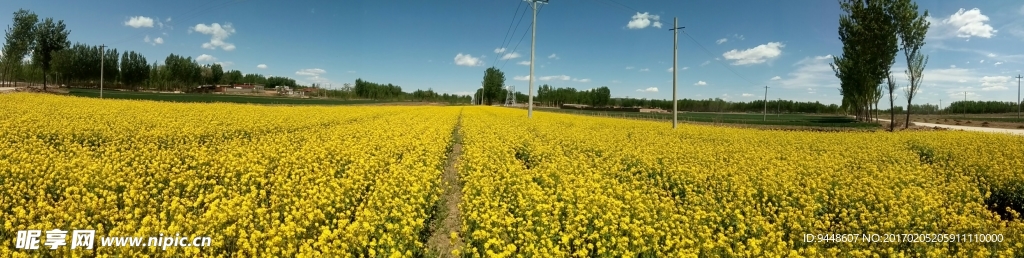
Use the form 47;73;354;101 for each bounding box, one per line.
457;107;1024;257
0;94;460;257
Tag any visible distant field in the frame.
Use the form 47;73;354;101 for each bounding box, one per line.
906;113;1024;130
67;88;380;105
534;108;879;128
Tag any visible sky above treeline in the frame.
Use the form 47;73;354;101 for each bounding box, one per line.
1;0;1022;106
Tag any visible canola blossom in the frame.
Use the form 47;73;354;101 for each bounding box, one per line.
457;107;1024;257
2;94;1023;257
0;94;459;257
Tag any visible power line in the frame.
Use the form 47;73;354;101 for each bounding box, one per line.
598;0;639;13
493;1;525;67
107;0;247;46
584;0;763;88
500;4;544;70
680;31;759;87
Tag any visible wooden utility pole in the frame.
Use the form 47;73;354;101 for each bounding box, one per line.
763;86;769;121
1017;75;1022;120
99;44;106;98
669;18;684;129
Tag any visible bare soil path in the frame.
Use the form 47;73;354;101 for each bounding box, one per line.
426;111;465;257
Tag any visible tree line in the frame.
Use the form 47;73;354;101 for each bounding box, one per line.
832;0;929;131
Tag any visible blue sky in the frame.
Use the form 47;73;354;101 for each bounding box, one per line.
2;0;1023;106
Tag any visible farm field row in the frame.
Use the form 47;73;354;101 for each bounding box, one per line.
0;94;459;257
67;88;382;105
530;108;879;129
1;93;1022;256
457;108;1023;256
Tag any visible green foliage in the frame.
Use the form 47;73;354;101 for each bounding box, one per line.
893;0;930;129
119;51;149;90
832;0;900;121
481;67;504;105
31;17;71;89
210;63;224;85
353;78;403;100
536;84;611;107
1;9;38;87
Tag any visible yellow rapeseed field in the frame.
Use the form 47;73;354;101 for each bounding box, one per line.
457;107;1024;257
0;94;460;257
2;94;1023;257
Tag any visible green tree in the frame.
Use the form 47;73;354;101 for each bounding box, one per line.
1;9;39;87
831;0;899;122
481;67;504;105
210;63;224;85
893;0;929;129
119;51;149;90
32;17;71;91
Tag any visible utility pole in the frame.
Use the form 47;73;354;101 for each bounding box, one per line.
669;18;684;129
527;0;548;118
99;44;106;98
763;86;769;121
1016;74;1022;120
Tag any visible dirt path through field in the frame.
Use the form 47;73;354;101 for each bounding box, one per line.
426;111;465;257
877;118;1024;136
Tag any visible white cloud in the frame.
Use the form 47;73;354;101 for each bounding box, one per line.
733;34;745;40
742;93;754;97
636;87;659;92
639;68;649;72
694;81;707;86
958;79;968;83
611;80;621;83
215;61;233;67
196;54;217;62
722;42;785;65
494;48;506;54
626;12;662;29
716;38;728;44
513;75;530;81
994;62;1003;66
626;66;634;70
927;8;997;39
166;17;172;22
296;68;326;76
950;65;956;68
143;35;163;46
572;78;591;82
981;76;1011;91
500;52;521;60
980;60;985;63
517;60;531;66
192;23;237;51
454;53;484;66
539;75;571;81
987;53;996;58
125;16;155;28
700;60;711;66
777;55;836;89
257;64;267;69
667;67;673;72
548;53;559;59
770;76;781;80
682;67;689;70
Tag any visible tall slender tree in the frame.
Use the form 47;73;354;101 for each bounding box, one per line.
893;0;929;129
32;17;70;91
1;9;39;87
831;0;899;122
481;67;505;105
